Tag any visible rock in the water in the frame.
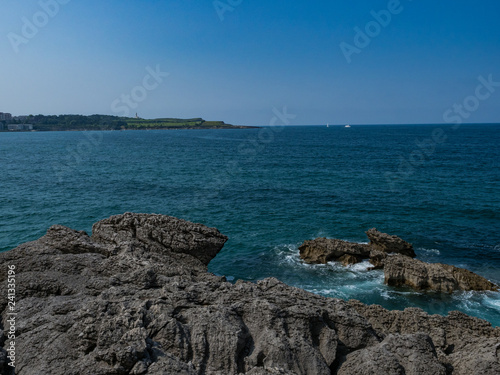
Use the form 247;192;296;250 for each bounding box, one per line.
338;254;363;266
0;213;499;375
365;228;416;258
299;228;415;267
298;229;496;294
368;250;387;270
384;254;498;292
298;238;370;264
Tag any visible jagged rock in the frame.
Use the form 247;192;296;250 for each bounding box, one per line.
338;333;447;375
368;250;387;270
92;212;228;266
41;225;111;256
384;254;499;292
440;263;499;291
298;238;370;264
299;228;414;267
338;254;362;266
348;301;500;375
298;229;495;294
0;213;499;375
365;228;416;258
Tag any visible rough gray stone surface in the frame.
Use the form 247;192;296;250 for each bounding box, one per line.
365;228;416;258
384;254;499;292
298;238;370;265
299;229;497;292
0;213;499;374
298;228;414;266
338;333;447;375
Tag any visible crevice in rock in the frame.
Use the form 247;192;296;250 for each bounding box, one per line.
172;306;190;324
236;323;254;374
84;342;97;355
197;331;210;375
444;344;455;355
444;363;454;375
330;342;349;374
256;351;266;367
330;354;346;374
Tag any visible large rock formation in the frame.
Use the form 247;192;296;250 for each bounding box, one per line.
0;213;499;374
337;333;447;375
384;254;499;293
365;228;416;258
298;238;370;265
299;229;497;293
299;229;415;267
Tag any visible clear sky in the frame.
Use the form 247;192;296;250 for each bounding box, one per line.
1;0;499;125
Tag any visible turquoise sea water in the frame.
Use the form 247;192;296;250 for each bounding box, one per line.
1;125;499;326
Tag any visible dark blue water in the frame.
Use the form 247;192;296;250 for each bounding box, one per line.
1;125;499;325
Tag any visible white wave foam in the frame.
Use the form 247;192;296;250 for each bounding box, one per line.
378;289;396;300
274;243;384;278
418;248;441;255
482;294;500;311
452;291;482;311
274;243;300;262
315;289;348;299
346;260;372;272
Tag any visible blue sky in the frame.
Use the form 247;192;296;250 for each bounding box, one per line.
1;0;499;125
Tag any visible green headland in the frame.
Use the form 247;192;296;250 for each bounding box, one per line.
0;114;256;131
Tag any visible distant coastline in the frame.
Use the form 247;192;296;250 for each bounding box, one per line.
0;114;259;132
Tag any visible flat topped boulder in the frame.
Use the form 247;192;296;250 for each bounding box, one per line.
384;254;499;292
92;212;228;266
365;228;416;258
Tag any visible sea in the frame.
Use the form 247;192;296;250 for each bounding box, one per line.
1;124;499;326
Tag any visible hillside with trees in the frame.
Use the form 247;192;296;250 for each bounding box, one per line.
2;114;252;131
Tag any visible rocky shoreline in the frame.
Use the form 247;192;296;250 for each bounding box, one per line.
1;213;499;374
299;229;498;293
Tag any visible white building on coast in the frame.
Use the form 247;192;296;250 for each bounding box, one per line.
0;112;13;121
7;124;33;131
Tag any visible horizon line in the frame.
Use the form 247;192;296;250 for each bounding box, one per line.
3;113;499;127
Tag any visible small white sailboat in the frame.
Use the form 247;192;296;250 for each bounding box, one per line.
327;123;329;128
345;124;351;128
